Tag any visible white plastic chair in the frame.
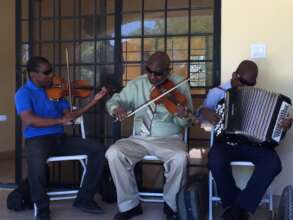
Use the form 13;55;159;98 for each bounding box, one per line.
137;154;165;203
208;129;273;220
34;116;88;216
136;127;189;203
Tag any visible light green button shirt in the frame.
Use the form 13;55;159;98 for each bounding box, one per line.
106;74;193;137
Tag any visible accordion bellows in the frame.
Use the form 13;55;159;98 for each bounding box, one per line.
215;87;291;145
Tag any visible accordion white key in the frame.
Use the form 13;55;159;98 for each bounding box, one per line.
215;87;292;145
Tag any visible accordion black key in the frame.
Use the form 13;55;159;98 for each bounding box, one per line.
215;87;291;146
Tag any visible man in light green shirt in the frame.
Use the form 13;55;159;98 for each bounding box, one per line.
106;51;193;220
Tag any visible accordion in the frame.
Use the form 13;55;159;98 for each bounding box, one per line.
215;87;291;146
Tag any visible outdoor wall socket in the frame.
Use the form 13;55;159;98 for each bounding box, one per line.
251;43;266;59
0;115;8;122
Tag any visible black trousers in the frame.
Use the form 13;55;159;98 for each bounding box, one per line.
25;134;106;208
208;142;282;213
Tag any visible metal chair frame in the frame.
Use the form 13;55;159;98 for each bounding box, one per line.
136;127;189;203
34;116;88;216
208;130;273;220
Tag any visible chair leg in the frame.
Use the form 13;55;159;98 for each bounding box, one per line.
209;171;213;220
269;186;273;211
79;159;87;187
271;208;276;220
209;172;274;220
34;203;37;217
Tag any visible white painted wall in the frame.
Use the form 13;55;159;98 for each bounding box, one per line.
222;0;293;195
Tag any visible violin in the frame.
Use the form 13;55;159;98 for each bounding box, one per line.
46;75;95;100
150;79;187;114
149;79;199;124
114;77;199;124
125;77;191;118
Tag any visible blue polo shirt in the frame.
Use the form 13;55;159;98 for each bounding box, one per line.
15;80;70;139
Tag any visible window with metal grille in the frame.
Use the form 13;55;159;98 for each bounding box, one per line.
16;0;220;183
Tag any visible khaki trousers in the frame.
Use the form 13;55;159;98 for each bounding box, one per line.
105;135;188;212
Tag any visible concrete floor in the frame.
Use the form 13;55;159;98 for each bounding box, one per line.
0;189;275;220
0;152;274;219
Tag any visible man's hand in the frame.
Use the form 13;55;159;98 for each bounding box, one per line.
279;117;293;130
59;112;75;124
113;106;127;121
200;107;221;125
175;104;199;125
93;86;108;103
175;104;189;118
69;87;109;119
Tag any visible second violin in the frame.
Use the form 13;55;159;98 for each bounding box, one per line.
46;75;94;100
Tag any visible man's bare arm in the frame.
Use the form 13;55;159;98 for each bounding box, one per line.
69;87;108;119
20;110;73;127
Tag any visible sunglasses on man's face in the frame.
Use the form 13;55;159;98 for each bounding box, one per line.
39;68;52;75
237;74;256;86
146;66;170;76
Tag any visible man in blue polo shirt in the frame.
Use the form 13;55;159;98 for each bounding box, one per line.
15;56;107;220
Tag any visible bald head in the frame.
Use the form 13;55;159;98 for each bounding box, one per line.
232;60;258;88
236;60;258;77
145;51;171;86
146;51;170;72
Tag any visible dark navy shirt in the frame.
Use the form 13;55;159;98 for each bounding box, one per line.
15;80;70;139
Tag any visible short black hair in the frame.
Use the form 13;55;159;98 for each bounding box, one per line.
26;56;49;73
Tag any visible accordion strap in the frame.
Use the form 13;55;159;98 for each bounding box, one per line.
217;86;227;92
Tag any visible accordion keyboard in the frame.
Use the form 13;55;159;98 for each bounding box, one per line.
272;102;291;142
214;102;225;136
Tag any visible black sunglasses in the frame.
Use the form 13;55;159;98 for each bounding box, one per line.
39;68;52;75
237;74;256;86
146;66;170;76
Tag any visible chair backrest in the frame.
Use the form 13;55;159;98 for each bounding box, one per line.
208;127;214;148
199;122;214;147
183;127;188;144
65;115;86;139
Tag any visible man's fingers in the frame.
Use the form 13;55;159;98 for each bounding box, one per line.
115;112;127;122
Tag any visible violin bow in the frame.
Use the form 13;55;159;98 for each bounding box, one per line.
65;48;73;111
126;77;191;118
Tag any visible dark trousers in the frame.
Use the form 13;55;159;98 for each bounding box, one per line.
25;134;106;208
208;142;282;213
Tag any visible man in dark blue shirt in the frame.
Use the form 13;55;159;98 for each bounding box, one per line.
15;56;107;220
199;60;292;220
